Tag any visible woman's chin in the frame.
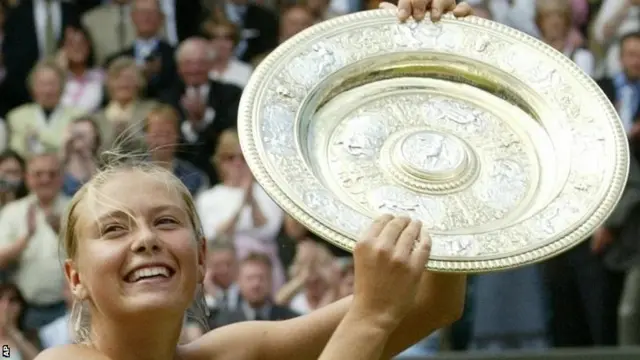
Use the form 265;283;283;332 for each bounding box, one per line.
123;294;189;316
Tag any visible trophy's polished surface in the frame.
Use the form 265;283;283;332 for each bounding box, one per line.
237;10;629;272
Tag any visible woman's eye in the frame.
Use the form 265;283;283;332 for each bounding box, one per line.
156;217;179;227
102;224;125;236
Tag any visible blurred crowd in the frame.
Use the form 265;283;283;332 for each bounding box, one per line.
0;0;636;359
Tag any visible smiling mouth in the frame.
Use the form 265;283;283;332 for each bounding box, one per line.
125;266;176;283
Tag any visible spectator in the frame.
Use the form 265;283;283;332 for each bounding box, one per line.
203;240;239;311
196;129;283;244
251;5;315;67
303;0;341;22
592;153;640;346
592;0;640;78
38;284;73;348
202;19;253;89
160;37;242;183
7;59;85;158
144;104;209;196
594;31;640;346
182;239;240;343
94;56;156;151
1;0;80;112
219;0;279;63
107;0;177;99
156;0;204;47
0;153;69;330
279;5;315;43
535;0;595;76
466;0;538;38
597;32;640;139
196;129;285;289
0;283;40;360
0;150;27;208
209;253;299;328
57;26;104;113
81;0;136;66
276;241;337;314
277;214;350;266
60;116;101;197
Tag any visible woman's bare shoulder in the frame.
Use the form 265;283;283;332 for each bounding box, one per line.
35;344;110;360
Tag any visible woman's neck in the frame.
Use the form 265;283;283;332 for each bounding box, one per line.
66;155;96;181
151;152;175;168
68;62;87;77
90;312;183;360
113;98;135;108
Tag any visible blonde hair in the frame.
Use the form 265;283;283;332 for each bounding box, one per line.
106;56;147;93
211;128;241;178
27;59;66;92
535;0;572;33
60;149;209;343
144;104;180;132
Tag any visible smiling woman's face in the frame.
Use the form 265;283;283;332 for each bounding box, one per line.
65;169;205;321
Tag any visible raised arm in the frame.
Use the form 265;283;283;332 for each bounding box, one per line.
319;218;432;360
199;217;465;360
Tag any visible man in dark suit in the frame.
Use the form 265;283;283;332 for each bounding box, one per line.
596;31;640;145
210;253;299;329
542;30;640;348
106;0;176;99
159;37;242;185
158;0;203;46
1;0;80;114
221;0;279;63
592;30;640;346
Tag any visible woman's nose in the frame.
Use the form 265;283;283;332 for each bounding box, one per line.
131;227;162;254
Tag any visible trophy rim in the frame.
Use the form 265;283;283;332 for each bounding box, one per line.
237;10;629;273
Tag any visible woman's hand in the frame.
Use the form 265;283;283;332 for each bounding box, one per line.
380;0;473;22
240;167;254;203
351;215;431;331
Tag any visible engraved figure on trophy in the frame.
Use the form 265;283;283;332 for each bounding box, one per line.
335;164;382;196
335;114;389;159
392;22;425;48
445;235;478;257
303;189;339;218
474;159;528;211
534;206;561;236
402;132;465;174
368;186;422;214
287;43;344;88
262;104;296;155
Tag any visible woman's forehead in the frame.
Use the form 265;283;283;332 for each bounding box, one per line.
80;171;187;222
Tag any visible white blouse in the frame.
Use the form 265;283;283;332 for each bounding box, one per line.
208;59;253;89
289;292;312;315
196;182;284;243
61;69;105;113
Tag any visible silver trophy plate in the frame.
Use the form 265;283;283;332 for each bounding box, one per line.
237;10;629;272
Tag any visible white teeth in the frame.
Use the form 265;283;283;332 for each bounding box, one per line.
128;266;170;282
